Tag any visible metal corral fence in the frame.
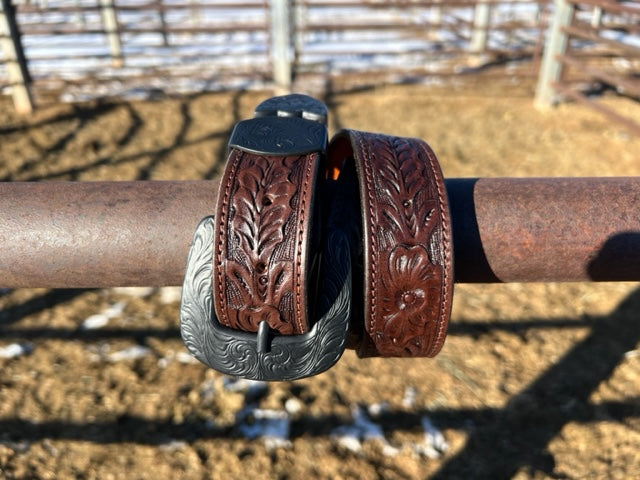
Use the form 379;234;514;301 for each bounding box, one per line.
535;0;640;134
290;0;550;86
1;0;551;110
0;0;273;112
1;0;639;133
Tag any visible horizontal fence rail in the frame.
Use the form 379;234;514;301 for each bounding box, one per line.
0;178;639;288
293;0;550;84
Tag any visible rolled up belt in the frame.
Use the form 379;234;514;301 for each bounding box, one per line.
180;94;453;381
328;130;454;358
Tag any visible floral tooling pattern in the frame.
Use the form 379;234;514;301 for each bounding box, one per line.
215;150;317;335
349;131;450;357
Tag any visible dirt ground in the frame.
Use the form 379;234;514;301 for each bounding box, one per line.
0;77;639;479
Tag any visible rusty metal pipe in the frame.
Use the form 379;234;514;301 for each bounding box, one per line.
448;177;640;283
0;178;638;287
0;181;218;288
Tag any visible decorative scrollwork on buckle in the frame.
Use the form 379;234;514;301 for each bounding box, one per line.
179;215;351;381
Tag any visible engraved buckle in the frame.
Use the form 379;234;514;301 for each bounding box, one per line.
228;94;329;156
179;95;351;381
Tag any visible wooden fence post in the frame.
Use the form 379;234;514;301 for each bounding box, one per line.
470;0;491;52
270;0;293;91
100;0;123;67
534;0;574;108
0;0;33;114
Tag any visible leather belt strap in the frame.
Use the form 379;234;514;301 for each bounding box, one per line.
180;94;455;380
212;95;327;337
213;150;319;335
328;130;454;357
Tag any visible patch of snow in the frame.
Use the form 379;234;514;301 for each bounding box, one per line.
158;349;199;367
222;377;268;398
158;440;188;452
413;416;449;459
81;314;110;330
158;286;182;304
81;301;126;330
336;434;361;453
176;351;199;364
368;402;388;417
237;406;292;450
284;397;303;416
331;404;398;455
0;343;33;359
107;345;152;362
110;287;155;298
199;378;216;404
402;386;417;408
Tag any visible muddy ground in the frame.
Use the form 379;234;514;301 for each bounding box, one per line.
0;77;639;479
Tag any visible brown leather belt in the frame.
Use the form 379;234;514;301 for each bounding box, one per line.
181;94;352;381
329;130;454;358
180;94;454;380
213;149;319;336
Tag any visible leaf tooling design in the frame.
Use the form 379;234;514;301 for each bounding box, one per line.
217;152;315;335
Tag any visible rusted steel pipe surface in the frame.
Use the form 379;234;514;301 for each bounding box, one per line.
448;177;640;283
0;177;638;287
0;181;217;288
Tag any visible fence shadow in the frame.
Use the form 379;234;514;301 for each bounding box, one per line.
0;289;92;327
0;286;638;478
0;90;246;182
432;286;640;479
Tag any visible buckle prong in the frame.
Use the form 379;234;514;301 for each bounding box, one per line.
257;320;269;354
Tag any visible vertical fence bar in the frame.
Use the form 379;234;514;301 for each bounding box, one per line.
189;0;201;25
293;0;305;69
100;0;123;68
590;6;602;28
531;0;550;74
75;0;87;27
431;0;442;29
534;0;574;108
0;0;33;114
270;0;292;90
157;0;169;47
470;0;491;52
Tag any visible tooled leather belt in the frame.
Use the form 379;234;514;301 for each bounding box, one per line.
180;94;453;381
329;130;453;358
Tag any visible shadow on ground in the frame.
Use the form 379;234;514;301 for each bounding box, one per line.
0;285;638;478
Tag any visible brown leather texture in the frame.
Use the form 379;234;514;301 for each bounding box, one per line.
213;148;320;335
328;130;453;357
